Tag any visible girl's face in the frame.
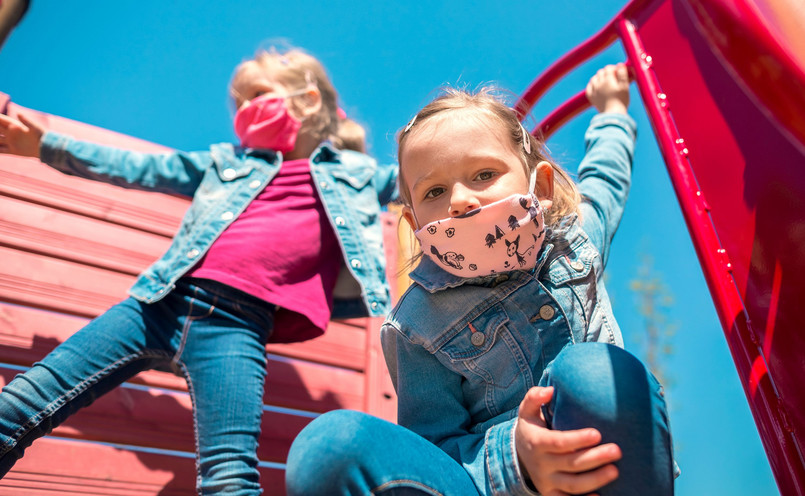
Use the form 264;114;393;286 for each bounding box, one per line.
401;112;553;230
231;63;298;114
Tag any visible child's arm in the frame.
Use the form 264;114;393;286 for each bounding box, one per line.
577;64;637;268
0;113;212;197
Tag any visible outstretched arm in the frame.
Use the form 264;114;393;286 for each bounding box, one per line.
578;64;637;267
0;112;212;197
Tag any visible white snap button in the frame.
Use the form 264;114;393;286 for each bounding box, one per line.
221;211;234;221
320;181;329;190
222;168;236;179
351;259;361;269
187;249;200;259
335;216;346;226
249;179;261;189
571;261;585;271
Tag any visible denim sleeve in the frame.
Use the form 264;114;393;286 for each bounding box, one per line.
577;113;637;268
382;323;538;496
39;131;212;198
373;161;399;206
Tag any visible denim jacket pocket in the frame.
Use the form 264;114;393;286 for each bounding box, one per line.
437;304;530;417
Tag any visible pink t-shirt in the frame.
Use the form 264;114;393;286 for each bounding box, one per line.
187;158;341;343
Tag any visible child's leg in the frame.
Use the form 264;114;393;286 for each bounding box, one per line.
539;342;674;496
286;409;479;496
173;280;273;496
0;296;178;475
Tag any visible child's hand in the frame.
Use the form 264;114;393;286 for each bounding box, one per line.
515;386;622;496
586;63;630;115
0;113;45;159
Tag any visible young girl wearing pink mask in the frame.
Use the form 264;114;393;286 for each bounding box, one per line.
0;48;397;494
287;64;677;495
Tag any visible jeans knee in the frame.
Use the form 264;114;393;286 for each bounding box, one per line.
542;343;658;432
286;410;375;494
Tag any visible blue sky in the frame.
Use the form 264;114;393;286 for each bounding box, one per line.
0;1;778;494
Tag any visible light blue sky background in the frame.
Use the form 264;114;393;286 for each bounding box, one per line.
0;1;778;494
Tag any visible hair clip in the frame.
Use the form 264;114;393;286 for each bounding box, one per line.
520;122;532;154
404;114;417;133
337;107;347;119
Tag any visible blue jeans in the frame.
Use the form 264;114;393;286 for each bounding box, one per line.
0;278;274;495
286;343;673;495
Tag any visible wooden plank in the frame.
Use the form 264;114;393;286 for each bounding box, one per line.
0;160;187;238
0;303;367;374
0;436;286;495
0;195;171;275
0;246;132;318
0;367;313;463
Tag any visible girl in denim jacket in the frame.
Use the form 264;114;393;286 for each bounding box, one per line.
287;64;675;496
0;47;397;494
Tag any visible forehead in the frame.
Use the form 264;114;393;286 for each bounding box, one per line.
401;109;518;162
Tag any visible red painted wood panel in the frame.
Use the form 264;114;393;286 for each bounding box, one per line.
0;94;398;494
0;436;287;495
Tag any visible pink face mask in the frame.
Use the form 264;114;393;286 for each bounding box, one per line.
233;89;307;152
414;170;547;278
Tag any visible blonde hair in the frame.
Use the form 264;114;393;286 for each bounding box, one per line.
230;48;366;152
398;87;581;227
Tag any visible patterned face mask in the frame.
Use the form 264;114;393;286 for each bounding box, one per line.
414;170;547;278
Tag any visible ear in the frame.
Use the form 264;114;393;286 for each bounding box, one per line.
535;161;554;210
298;87;322;119
402;205;418;232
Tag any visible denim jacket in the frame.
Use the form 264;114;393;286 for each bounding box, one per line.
39;133;398;321
381;113;636;495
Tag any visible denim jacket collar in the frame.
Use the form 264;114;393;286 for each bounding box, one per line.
409;213;582;293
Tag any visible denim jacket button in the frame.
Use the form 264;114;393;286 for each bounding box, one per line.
186;248;200;259
221;211;234;221
249;179;261;189
471;332;486;347
320;181;329;190
351;259;362;269
371;301;378;309
539;304;556;320
335;216;346;226
222;168;236;179
571;260;585;271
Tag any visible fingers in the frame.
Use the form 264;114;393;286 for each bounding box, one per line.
551;463;620;495
518;386;553;420
17;113;41;134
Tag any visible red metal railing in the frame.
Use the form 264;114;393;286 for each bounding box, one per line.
516;0;805;493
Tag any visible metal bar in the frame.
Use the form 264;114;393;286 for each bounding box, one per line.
616;16;804;495
515;22;617;119
533;90;590;139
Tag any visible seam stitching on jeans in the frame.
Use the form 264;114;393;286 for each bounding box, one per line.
372;479;445;495
0;350;171;454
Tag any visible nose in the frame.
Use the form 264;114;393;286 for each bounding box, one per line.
449;183;480;217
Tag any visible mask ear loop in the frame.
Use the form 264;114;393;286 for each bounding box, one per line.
520;122;532;155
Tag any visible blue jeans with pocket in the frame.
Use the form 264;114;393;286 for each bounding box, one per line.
285;342;674;495
0;278;274;495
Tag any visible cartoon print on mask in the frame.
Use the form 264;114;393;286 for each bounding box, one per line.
503;234;536;269
431;245;465;270
445;228;455;238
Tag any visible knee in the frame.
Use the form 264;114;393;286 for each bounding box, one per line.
542;343;660;432
286;409;376;495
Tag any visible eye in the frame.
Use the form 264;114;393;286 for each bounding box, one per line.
424;186;446;200
475;170;496;181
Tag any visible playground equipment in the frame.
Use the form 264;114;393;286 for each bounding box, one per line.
515;0;805;493
0;0;803;493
